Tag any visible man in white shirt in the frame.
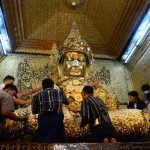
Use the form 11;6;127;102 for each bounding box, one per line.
0;75;41;105
0;84;27;141
0;84;17;112
0;75;15;90
0;84;28;118
0;84;17;130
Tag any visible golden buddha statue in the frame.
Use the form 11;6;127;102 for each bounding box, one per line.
56;22;149;139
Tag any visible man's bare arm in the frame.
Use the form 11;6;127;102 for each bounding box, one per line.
13;98;32;105
1;108;26;121
17;87;42;98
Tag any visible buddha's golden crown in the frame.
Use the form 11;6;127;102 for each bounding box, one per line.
59;22;93;64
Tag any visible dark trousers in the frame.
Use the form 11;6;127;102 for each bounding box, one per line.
34;112;65;143
0;129;11;142
87;123;117;143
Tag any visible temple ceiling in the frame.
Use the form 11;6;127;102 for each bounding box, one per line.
1;0;148;59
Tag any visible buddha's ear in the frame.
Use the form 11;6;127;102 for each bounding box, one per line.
86;64;94;76
57;64;63;80
89;64;93;70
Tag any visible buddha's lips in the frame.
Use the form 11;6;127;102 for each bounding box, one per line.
69;66;82;75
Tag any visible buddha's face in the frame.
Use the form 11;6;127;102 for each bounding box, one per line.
61;52;88;77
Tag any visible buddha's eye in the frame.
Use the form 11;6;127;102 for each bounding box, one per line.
78;57;85;62
64;57;68;61
64;56;71;61
68;57;74;61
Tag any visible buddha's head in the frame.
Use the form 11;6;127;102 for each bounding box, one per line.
60;51;88;77
59;22;93;78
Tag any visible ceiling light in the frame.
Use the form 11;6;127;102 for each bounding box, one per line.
65;0;85;7
121;8;150;63
0;7;11;56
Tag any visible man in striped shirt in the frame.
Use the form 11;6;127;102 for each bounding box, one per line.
32;78;69;143
80;85;117;143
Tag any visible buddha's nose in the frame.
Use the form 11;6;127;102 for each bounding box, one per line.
72;60;79;66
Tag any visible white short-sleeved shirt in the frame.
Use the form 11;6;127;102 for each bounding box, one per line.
0;90;14;111
0;83;5;90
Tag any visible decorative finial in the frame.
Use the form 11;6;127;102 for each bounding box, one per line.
49;43;59;64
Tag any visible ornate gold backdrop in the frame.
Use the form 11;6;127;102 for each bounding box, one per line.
0;53;133;103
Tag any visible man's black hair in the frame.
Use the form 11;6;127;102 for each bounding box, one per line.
42;78;54;90
3;84;18;93
128;91;139;98
82;86;94;94
3;75;15;82
141;84;149;91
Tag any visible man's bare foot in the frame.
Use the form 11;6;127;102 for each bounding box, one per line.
103;138;109;144
111;138;117;144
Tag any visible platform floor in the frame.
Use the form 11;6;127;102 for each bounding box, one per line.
0;142;150;150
